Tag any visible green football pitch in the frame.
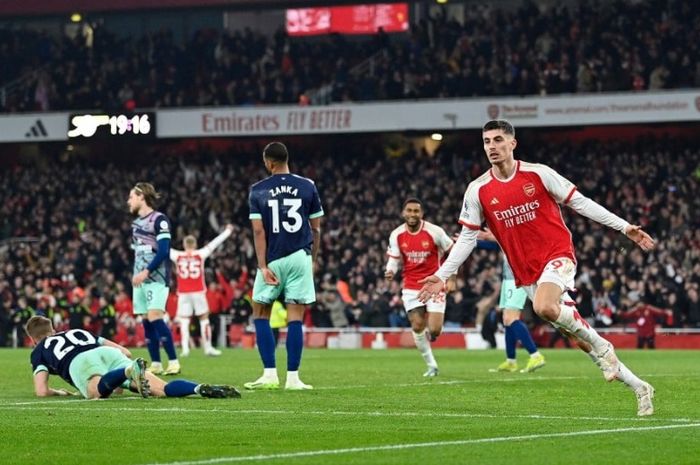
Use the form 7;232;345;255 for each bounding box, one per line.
1;348;698;465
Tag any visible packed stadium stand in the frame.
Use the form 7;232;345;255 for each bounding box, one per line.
2;0;700;112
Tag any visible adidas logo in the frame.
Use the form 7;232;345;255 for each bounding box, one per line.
25;120;48;138
490;197;499;205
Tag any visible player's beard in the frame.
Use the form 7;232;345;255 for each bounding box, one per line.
405;218;420;231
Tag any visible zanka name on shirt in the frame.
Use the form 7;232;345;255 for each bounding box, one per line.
269;185;299;197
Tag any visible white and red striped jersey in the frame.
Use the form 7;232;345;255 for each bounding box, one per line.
170;228;232;294
386;220;453;290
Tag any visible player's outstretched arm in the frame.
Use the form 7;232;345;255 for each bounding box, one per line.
567;193;655;252
201;224;234;258
33;371;76;397
169;248;182;262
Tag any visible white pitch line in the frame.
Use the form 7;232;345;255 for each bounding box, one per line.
5;397;142;406
313;375;588;390
2;373;694;405
136;422;700;465
1;404;695;424
305;373;698;391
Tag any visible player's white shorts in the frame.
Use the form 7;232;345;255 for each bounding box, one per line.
522;257;576;302
402;289;446;314
177;292;209;317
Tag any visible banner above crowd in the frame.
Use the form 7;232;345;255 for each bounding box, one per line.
0;90;698;143
157;90;700;138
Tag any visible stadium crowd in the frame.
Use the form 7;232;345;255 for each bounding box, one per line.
2;0;700;112
0;133;699;346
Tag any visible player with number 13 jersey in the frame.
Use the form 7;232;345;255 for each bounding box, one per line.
248;175;323;267
246;142;323;391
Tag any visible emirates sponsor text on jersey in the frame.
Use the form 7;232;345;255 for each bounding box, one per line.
405;250;432;264
493;200;541;228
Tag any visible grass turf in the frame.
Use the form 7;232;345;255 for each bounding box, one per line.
1;347;698;465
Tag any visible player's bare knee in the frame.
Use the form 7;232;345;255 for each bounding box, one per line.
251;302;272;318
408;309;426;332
411;321;426;333
428;324;442;338
410;315;426;332
533;301;559;322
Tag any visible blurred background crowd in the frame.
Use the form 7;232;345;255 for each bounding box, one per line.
1;131;699;346
2;0;699;112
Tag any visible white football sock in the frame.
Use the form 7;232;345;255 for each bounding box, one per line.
554;306;609;353
199;318;212;352
263;368;278;379
286;371;300;383
179;317;190;353
616;362;644;391
413;329;438;368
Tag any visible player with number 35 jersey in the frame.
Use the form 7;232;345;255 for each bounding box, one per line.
170;225;233;357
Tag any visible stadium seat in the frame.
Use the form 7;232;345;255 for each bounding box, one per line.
228;324;245;348
241;334;256;349
306;332;328;348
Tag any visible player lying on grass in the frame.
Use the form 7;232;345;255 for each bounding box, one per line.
26;316;240;399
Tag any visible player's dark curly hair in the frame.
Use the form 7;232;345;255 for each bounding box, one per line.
133;182;161;208
403;197;423;209
263;141;289;163
483;120;515;136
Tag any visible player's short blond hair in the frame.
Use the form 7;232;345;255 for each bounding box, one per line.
25;315;53;341
183;235;197;249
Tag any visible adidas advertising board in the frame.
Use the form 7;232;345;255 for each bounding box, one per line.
0;113;67;142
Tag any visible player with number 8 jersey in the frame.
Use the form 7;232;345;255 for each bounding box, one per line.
170;225;234;357
246;142;323;391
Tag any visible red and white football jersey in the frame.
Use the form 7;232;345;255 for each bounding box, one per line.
171;251;207;293
387;220;453;290
459;161;577;286
170;228;232;294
